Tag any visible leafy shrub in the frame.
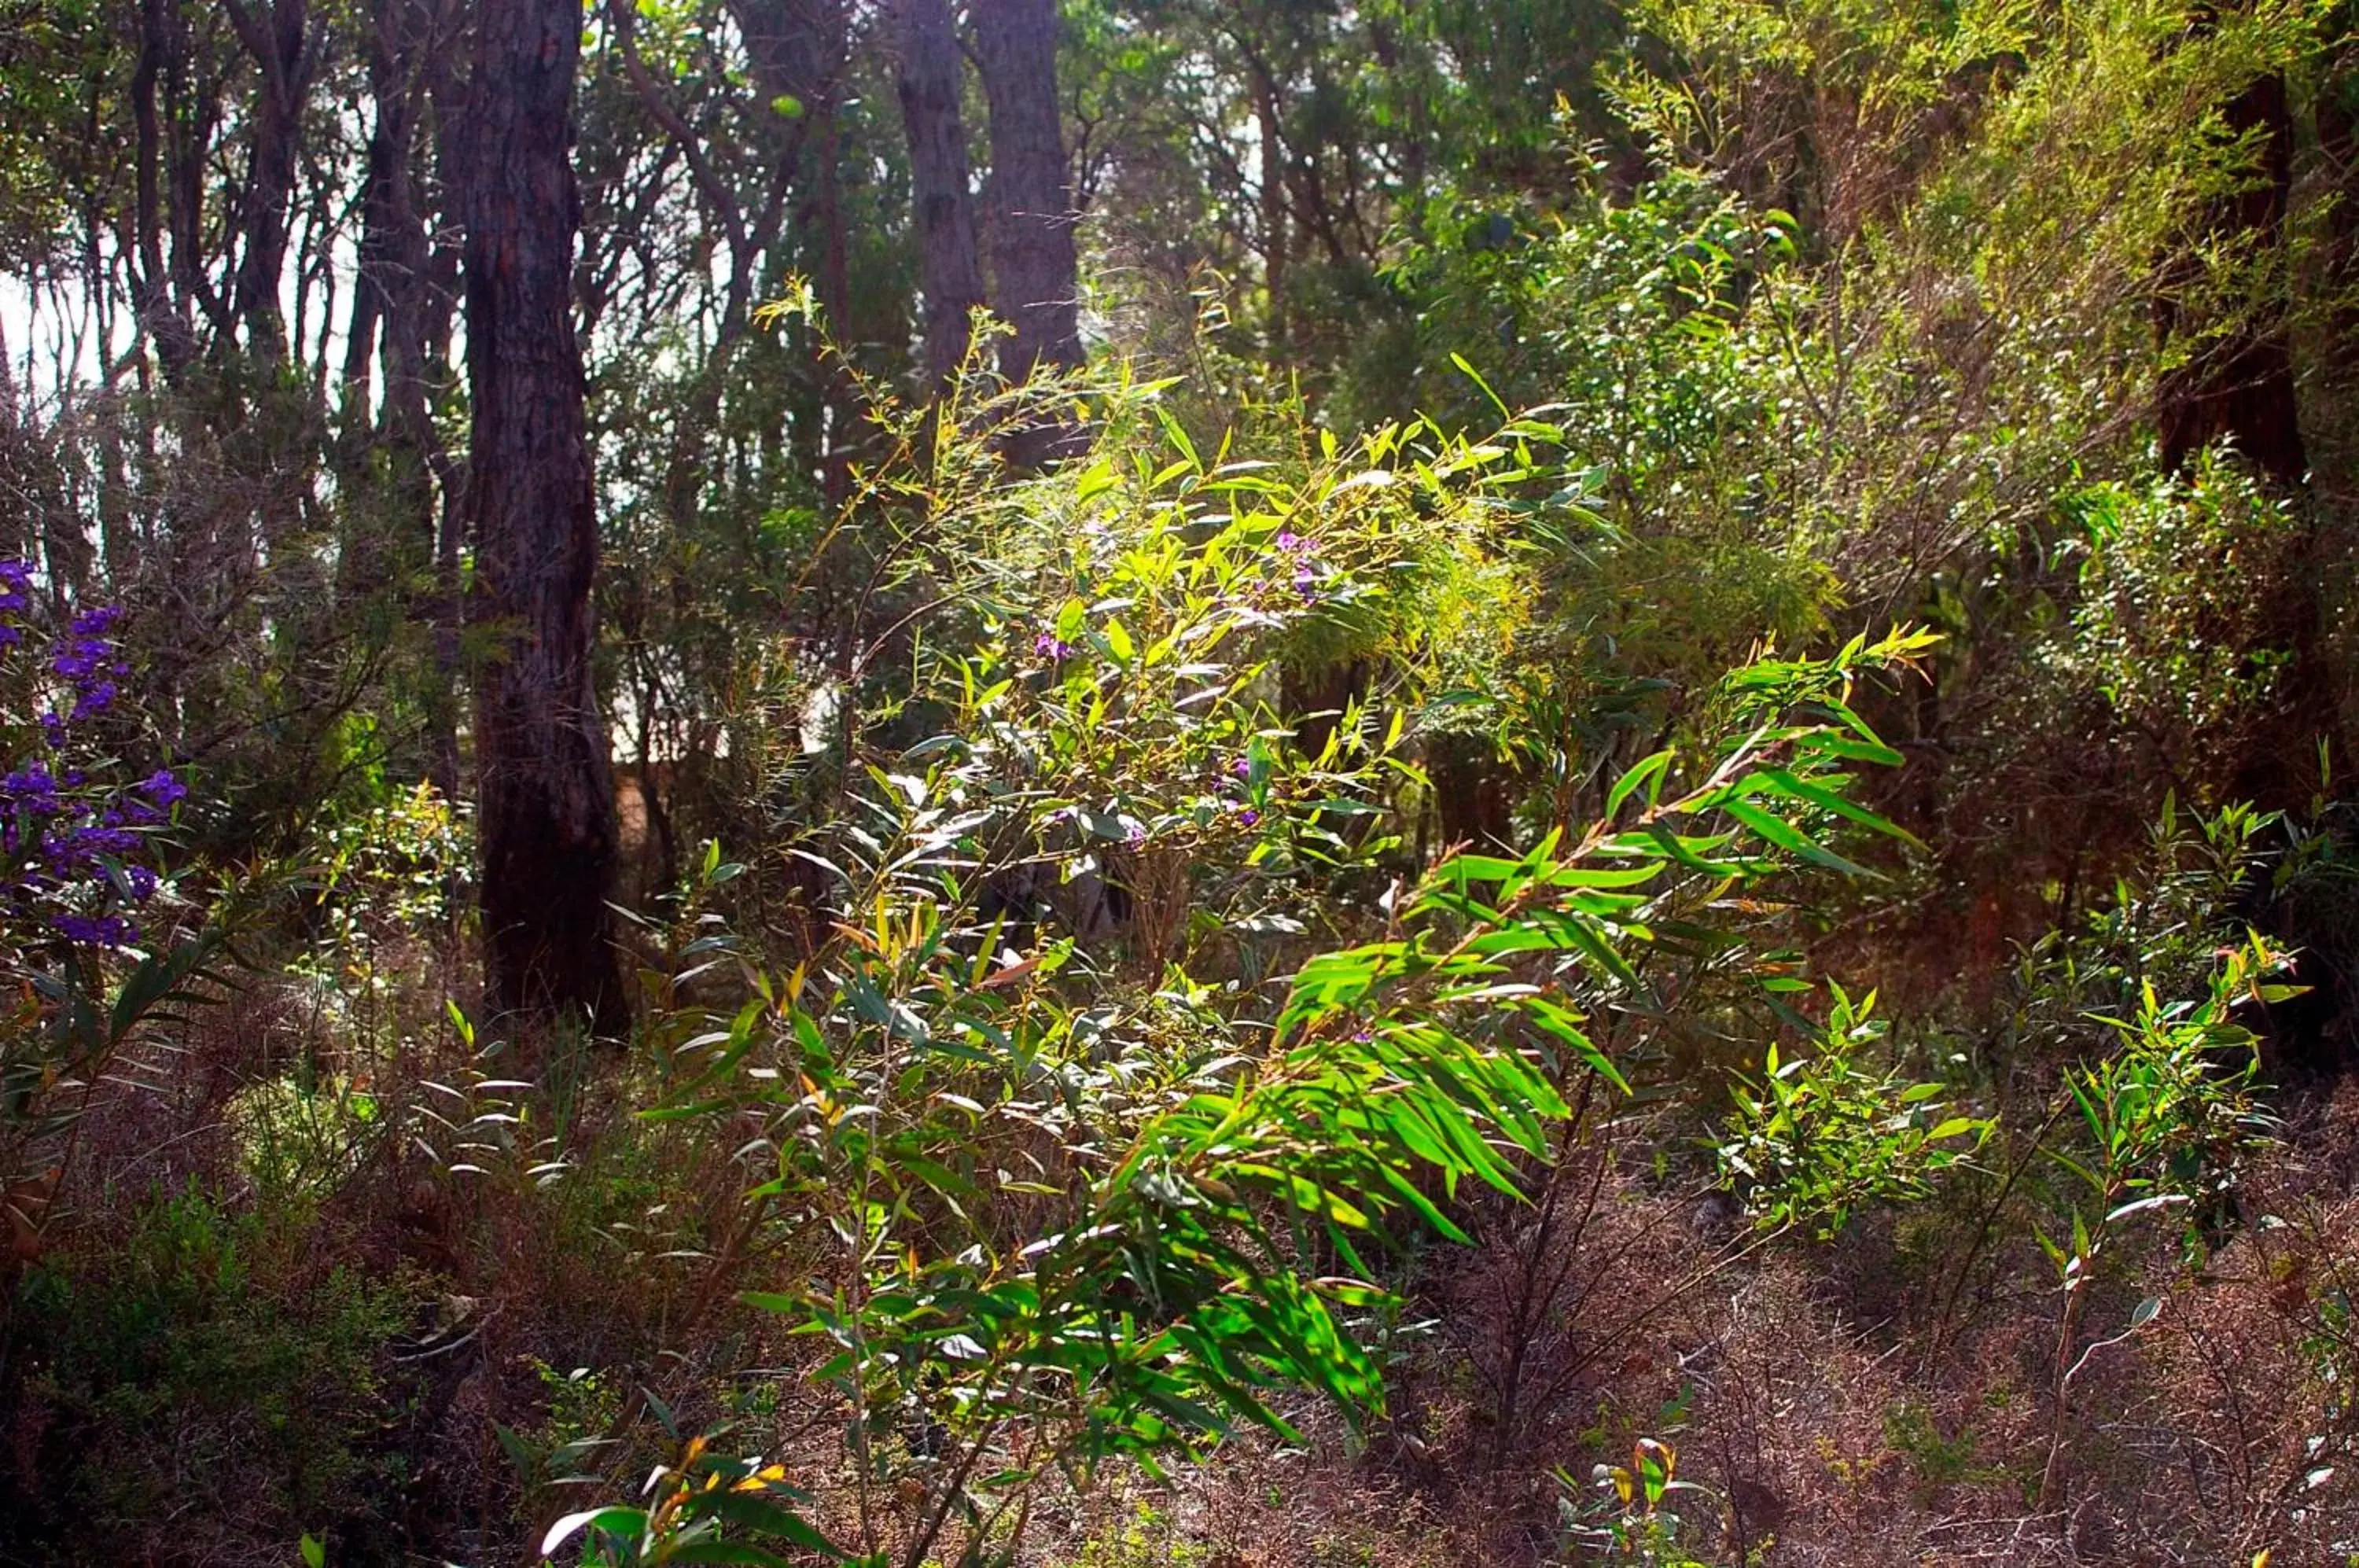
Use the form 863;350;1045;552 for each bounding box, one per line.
0;1191;417;1564
545;601;1933;1566
2048;455;2303;780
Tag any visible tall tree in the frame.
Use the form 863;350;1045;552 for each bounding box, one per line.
222;0;316;368
458;0;627;1030
971;0;1084;381
2155;68;2306;487
892;0;986;384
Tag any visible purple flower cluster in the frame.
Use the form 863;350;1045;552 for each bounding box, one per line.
53;605;124;724
0;562;29;646
1216;754;1265;828
1033;629;1076;661
1274;529;1324;602
0;566;180;948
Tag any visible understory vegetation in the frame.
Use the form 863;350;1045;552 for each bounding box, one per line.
5;0;2359;1565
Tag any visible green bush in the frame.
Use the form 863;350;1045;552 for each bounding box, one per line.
1;1191;418;1565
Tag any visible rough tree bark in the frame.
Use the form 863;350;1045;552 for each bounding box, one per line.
892;0;986;385
458;0;627;1032
970;0;1084;383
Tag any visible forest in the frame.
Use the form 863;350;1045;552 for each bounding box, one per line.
1;0;2357;1562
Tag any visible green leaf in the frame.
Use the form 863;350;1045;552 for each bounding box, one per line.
1519;996;1631;1094
1606;749;1673;820
663;1545;795;1566
681;1491;843;1557
1720;798;1873;877
1102;617;1136;664
1754;767;1923;849
542;1507;649;1559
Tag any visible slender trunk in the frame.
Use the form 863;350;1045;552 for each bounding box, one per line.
816;77;855;502
459;0;627;1032
2155;69;2304;485
344;0;455;613
225;0;312;369
427;6;469;804
0;337;75;591
734;0;856;496
971;0;1084;383
2309;25;2359;495
1254;77;1287;359
131;0;197;385
891;0;985;386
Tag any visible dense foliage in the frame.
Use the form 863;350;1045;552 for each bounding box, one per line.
2;1;2358;1565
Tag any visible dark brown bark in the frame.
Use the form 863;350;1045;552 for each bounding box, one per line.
892;0;986;385
223;0;315;366
459;0;627;1032
2310;24;2359;501
970;0;1084;381
131;0;199;384
2155;70;2306;486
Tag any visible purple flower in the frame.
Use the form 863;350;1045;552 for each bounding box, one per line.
3;764;57;802
1032;631;1076;661
0;561;30;621
53;912;135;948
1237;808;1260;827
0;596;177;951
1124;820;1148;846
1275;529;1317;555
71;680;117;720
1230;757;1251;778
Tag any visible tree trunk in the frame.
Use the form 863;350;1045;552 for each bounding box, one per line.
131;0;199;385
2309;23;2359;495
971;0;1084;382
459;0;627;1032
734;0;857;497
1255;75;1287;360
2155;69;2306;486
892;0;986;385
225;0;313;368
